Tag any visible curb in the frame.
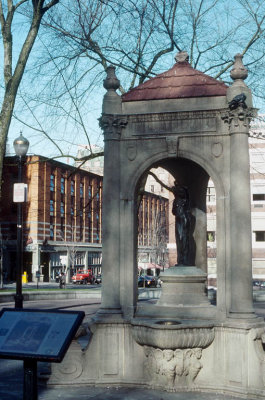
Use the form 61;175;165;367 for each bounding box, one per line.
0;289;101;303
0;288;264;304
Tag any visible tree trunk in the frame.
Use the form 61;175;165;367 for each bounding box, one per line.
0;90;16;199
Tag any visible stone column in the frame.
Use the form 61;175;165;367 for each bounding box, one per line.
31;244;40;283
98;66;127;315
85;250;89;269
228;108;255;317
222;54;256;319
66;249;71;284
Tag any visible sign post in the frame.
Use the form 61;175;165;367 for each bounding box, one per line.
35;271;41;289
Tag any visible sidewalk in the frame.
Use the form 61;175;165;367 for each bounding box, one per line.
0;359;246;400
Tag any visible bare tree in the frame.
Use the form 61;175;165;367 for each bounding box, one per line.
4;0;265;170
39;0;265;87
0;0;60;198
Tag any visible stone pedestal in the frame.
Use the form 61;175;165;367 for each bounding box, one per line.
157;266;209;307
136;266;215;320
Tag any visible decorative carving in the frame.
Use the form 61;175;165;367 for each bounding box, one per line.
144;346;203;389
211;142;223;158
99;114;128;139
175;51;189;63
230;54;248;82
127;141;137;161
51;341;83;381
131;323;215;349
166;137;178;156
221;107;256;134
103;65;120;92
129;110;217;124
129;111;218;136
250;327;265;386
184;348;202;385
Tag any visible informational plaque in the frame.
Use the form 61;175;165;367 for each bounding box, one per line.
0;308;85;362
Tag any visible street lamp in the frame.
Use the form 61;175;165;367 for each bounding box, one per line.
13;133;29;308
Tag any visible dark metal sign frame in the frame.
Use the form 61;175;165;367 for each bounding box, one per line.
0;308;85;362
0;308;85;400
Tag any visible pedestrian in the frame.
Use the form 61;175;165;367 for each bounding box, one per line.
59;271;66;289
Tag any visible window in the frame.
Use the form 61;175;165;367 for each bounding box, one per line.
207;231;215;242
50;200;54;216
80;218;83;241
60;202;65;216
80;196;83;214
150;185;154;193
71;180;75;196
255;231;265;242
80;183;84;198
50;174;55;192
60;218;65;240
253;194;265;201
206;187;216;202
88;185;92;199
61;177;65;194
50;217;55;240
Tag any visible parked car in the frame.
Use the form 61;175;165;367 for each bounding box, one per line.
71;270;94;284
138;275;157;288
94;274;102;284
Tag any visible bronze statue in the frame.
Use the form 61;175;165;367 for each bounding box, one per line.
172;183;191;265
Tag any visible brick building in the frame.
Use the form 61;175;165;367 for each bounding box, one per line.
0;155;168;282
138;191;169;272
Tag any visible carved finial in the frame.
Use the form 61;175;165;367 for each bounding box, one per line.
175;51;189;63
230;54;248;81
102;65;122;115
103;65;120;91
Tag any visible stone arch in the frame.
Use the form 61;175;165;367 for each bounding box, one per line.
100;53;256;321
51;53;265;400
130;147;225;204
131;151;226;304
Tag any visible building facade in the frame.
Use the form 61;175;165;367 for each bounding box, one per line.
206;118;265;285
0;155;169;282
138;191;169;273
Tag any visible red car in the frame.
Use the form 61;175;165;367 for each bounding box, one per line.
71;270;94;284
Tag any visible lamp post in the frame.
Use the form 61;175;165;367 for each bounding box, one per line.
13;133;29;309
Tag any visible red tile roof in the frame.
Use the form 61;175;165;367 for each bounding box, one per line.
122;61;227;102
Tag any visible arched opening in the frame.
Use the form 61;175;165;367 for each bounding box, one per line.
135;156;215;310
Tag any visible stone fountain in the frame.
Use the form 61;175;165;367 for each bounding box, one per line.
50;53;265;398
